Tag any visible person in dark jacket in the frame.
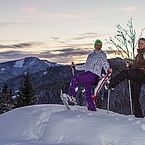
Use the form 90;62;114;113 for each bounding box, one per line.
109;38;145;118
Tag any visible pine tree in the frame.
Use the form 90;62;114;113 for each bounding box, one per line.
15;72;36;108
0;85;14;113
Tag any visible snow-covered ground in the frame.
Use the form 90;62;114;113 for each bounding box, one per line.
43;60;58;67
14;59;24;68
0;104;145;145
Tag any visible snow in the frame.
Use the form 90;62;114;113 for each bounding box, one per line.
14;59;24;68
43;60;55;67
11;95;17;99
0;68;5;73
43;71;47;75
0;104;145;145
1;68;5;71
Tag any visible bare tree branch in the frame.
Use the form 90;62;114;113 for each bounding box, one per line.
106;18;145;60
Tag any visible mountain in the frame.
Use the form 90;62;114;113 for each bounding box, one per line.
4;65;74;104
0;104;145;145
0;57;60;84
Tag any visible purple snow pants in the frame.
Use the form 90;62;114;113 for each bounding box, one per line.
69;71;99;111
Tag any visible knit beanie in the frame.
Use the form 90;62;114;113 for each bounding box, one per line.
94;39;102;48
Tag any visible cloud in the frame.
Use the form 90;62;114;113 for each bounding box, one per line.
72;32;112;41
0;50;29;59
67;43;93;48
0;42;42;49
118;6;138;12
0;48;118;64
50;37;66;44
39;48;90;64
40;48;91;58
73;33;99;40
49;35;94;48
49;32;112;49
0;39;117;64
51;43;93;49
0;46;91;63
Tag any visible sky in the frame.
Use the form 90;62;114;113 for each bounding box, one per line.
0;0;145;64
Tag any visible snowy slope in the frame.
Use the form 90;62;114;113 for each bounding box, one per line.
0;104;145;145
14;59;25;68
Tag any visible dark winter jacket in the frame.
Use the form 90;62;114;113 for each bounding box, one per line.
131;48;145;70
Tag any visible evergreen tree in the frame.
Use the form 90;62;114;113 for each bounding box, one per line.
0;85;14;113
15;72;36;107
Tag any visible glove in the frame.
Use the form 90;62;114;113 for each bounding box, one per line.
126;61;132;69
107;68;112;74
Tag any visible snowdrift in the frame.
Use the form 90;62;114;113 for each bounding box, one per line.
0;104;145;145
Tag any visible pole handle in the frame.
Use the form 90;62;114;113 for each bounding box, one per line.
71;62;75;76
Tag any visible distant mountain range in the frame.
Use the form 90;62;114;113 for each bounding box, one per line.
0;57;72;104
0;57;60;84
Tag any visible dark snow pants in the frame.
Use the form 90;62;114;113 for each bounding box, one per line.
109;68;145;118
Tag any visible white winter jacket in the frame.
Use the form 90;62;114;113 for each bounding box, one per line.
76;50;110;77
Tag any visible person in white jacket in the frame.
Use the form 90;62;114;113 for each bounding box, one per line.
69;39;112;111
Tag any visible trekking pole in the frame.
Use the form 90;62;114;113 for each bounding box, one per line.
107;88;111;114
128;80;133;115
71;62;75;76
126;60;133;115
70;62;77;105
106;72;112;114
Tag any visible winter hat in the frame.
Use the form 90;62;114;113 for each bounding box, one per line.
94;39;102;48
